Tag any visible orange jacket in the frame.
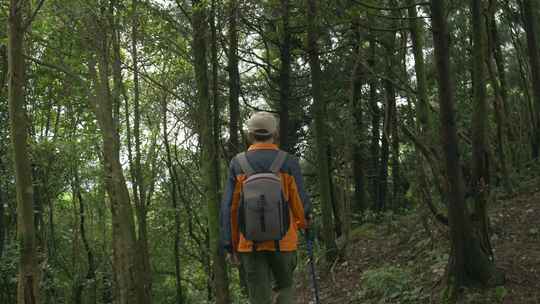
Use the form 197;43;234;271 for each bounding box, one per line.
220;144;311;252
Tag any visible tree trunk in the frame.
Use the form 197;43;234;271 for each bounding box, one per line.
367;31;380;209
73;169;97;304
471;0;495;261
8;0;41;302
407;0;434;216
1;44;7;91
130;0;153;300
382;6;400;210
209;4;230;301
0;174;4;258
488;0;512;139
226;0;249;293
507;18;535;160
521;0;540;160
486;5;512;192
0;152;5;258
87;14;146;303
328;164;342;238
161;97;184;304
307;0;337;261
429;0;497;292
406;0;430;137
191;1;231;302
350;22;367;213
379;83;391;210
227;0;240;156
279;0;292;152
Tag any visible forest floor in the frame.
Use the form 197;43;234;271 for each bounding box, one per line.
295;176;540;304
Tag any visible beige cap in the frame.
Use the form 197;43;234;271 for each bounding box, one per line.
247;112;278;135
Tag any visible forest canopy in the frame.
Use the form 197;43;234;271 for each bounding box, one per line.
1;0;540;303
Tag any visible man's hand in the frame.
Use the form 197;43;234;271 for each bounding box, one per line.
226;252;240;266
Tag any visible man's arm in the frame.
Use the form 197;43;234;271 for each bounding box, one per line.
290;156;312;219
220;159;236;253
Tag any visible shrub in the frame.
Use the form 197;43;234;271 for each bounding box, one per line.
357;265;426;303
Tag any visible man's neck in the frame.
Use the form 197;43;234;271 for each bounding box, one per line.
253;140;274;145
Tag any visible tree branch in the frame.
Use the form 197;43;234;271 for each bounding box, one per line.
352;0;429;11
23;0;46;32
25;55;85;81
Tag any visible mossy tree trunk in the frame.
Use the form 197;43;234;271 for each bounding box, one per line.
521;0;540;160
161;96;185;304
367;29;381;210
306;0;337;262
278;0;292;152
191;1;231;302
227;0;241;156
72;168;97;304
380;20;397;210
0;154;5;258
389;0;402;209
430;0;498;293
130;0;153;300
87;11;146;303
407;0;434;213
8;0;40;302
350;20;367;213
471;0;495;261
486;0;512;192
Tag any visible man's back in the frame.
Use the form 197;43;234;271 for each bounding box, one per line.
221;143;311;253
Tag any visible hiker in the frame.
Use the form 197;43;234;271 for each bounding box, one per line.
220;112;312;304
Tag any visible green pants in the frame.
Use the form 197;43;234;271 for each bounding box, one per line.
239;251;297;304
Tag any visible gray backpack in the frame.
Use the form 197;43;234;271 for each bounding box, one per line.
237;151;290;249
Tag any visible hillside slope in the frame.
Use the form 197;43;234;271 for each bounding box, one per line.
296;180;540;304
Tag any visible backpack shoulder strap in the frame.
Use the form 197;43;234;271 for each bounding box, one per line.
236;152;255;176
269;151;288;174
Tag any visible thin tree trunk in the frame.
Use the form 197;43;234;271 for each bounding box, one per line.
71;196;82;304
130;0;152;299
191;1;231;302
367;30;380;209
0;173;4;258
226;0;248;293
87;14;145;302
1;44;7;91
0;150;5;258
161;97;184;304
351;22;367;213
380;4;401;210
488;0;512;138
73;169;97;304
389;0;401;209
406;0;430;137
8;0;40;302
407;0;434;217
307;0;337;261
227;0;240;156
486;47;512;192
380;75;392;210
328;163;342;238
521;0;540;159
507;21;535;160
279;0;292;152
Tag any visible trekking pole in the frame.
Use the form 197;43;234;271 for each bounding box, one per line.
306;229;321;304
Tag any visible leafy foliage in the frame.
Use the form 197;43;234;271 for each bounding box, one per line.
357;265;427;303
